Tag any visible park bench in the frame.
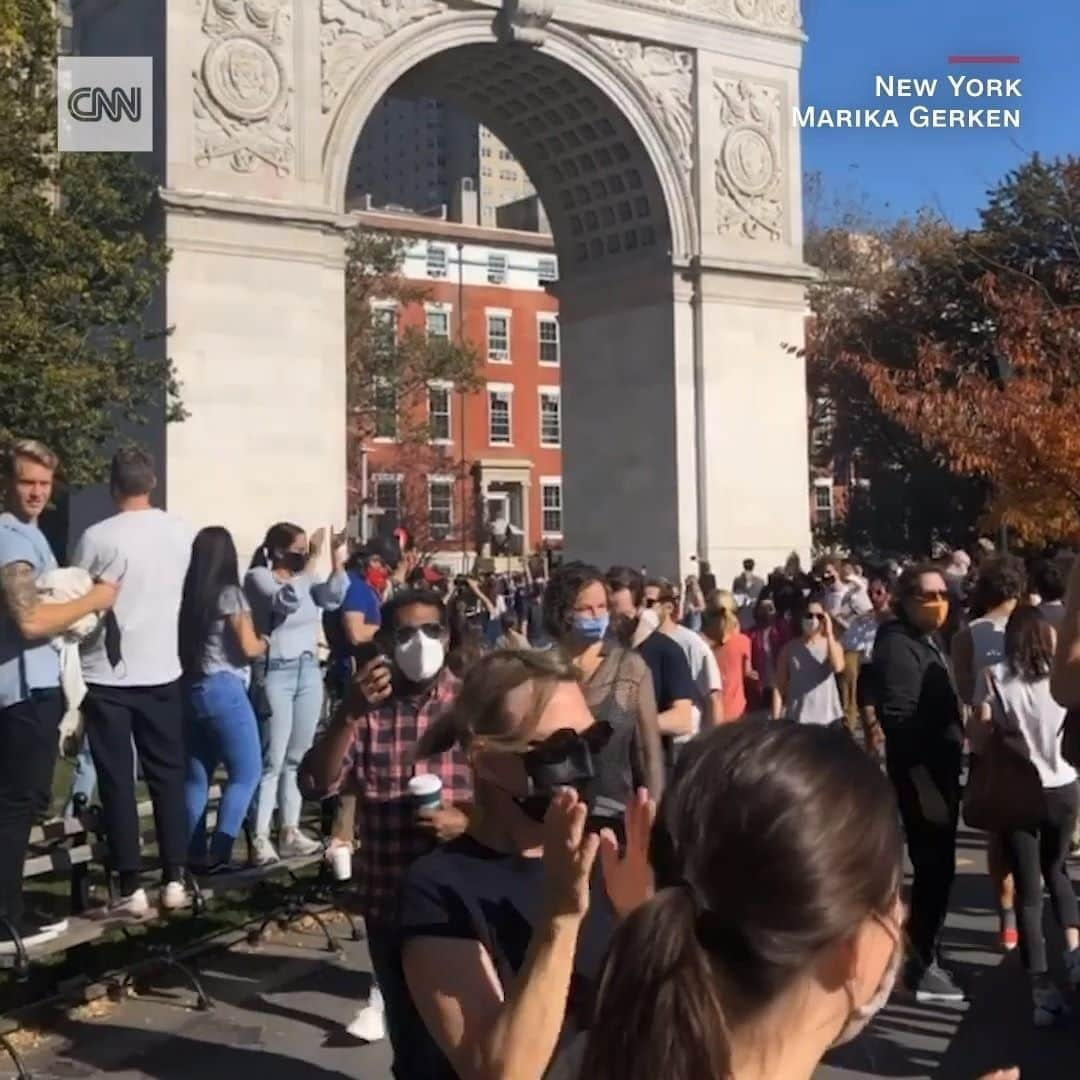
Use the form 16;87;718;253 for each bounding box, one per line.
0;786;354;1079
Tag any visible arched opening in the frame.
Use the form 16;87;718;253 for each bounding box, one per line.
333;37;699;575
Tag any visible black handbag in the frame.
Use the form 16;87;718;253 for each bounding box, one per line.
962;672;1045;833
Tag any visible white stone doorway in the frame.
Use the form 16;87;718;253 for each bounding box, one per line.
72;0;813;583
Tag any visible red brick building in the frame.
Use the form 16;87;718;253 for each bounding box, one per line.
354;210;563;572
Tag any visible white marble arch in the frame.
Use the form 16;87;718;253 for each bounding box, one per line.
70;0;813;581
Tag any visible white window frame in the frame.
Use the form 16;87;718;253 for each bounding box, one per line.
487;252;509;285
371;472;403;515
372;377;397;443
425;303;451;342
426;244;448;279
537;314;560;366
486;309;511;364
428;380;453;445
540;476;563;538
813;479;834;525
488;382;513;447
537;257;558;284
428;475;454;539
539;386;561;448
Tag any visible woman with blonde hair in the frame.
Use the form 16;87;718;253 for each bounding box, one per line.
702;590;754;722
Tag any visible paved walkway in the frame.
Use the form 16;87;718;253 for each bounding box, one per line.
10;832;1080;1079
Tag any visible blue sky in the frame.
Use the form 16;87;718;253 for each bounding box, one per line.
800;0;1079;228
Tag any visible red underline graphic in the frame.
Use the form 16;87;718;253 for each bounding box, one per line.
947;55;1020;64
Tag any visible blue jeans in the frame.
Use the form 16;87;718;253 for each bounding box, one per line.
254;653;323;837
185;672;262;864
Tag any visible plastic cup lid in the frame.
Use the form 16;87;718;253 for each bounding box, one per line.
408;774;443;796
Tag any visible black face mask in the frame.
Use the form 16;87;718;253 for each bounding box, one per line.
511;723;612;823
281;550;307;574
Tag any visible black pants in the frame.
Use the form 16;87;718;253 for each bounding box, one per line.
367;920;444;1080
84;682;187;882
886;742;963;967
1004;782;1080;975
0;690;62;926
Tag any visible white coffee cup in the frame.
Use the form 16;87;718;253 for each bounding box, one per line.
408;773;443;810
330;844;352;882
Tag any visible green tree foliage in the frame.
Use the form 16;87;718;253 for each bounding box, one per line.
0;0;180;488
344;229;481;515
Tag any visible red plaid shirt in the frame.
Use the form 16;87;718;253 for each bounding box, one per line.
324;669;472;924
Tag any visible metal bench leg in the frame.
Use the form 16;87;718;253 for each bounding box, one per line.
0;916;29;980
0;1033;31;1079
146;947;213;1012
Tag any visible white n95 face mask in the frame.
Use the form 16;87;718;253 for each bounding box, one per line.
394;632;445;683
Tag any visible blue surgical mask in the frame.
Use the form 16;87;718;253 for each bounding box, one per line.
574;613;610;642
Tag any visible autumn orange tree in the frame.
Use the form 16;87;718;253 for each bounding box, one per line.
806;155;1080;549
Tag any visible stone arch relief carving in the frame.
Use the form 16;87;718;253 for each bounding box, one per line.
588;36;694;177
321;0;447;116
713;76;782;241
193;0;295;175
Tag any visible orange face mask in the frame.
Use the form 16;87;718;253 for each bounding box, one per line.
914;599;949;631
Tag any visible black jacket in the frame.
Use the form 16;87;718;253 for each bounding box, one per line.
871;616;963;762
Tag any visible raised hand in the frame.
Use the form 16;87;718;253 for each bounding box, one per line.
599;787;656;920
309;527;327;556
542;788;600;925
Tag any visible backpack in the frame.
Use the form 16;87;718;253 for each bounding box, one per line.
1063;709;1080;769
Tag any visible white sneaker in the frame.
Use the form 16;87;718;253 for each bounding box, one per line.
346;987;386;1042
160;881;190;911
1033;981;1070;1027
279;829;323;859
107;888;150;919
1066;947;1080;991
251;834;279;867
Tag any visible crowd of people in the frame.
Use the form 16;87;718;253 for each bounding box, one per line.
3;434;1080;1079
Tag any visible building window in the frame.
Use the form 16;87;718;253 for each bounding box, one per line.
813;481;833;527
374;379;396;440
426;244;448;278
373;305;396;359
541;479;563;535
487;253;508;285
428;384;452;442
426;308;450;340
489;387;512;445
539;389;561;447
537;257;558;284
538;316;560;365
428;478;453;540
487;313;510;362
499;169;516;181
373;474;401;514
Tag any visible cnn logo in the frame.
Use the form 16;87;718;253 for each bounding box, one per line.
58;57;152;153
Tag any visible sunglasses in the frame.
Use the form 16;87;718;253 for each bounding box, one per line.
643;597;659;608
392;623;443;645
915;591;949;602
805;612;825;622
822;575;836;584
524;721;614;765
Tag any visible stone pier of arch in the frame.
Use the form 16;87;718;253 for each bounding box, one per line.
71;0;813;584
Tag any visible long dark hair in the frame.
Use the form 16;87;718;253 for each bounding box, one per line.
180;526;242;677
249;521;304;570
542;561;605;641
580;720;902;1080
1004;605;1055;682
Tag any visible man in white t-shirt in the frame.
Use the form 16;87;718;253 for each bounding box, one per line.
74;447;193;916
645;577;723;730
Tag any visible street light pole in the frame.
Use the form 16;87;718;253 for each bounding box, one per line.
457;239;468;573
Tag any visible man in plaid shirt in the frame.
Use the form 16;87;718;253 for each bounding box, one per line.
301;588;471;1078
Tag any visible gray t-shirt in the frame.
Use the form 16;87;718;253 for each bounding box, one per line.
786;639;842;726
74;509;193;687
201;585;251;678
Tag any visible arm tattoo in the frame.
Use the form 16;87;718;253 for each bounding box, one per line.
0;562;38;624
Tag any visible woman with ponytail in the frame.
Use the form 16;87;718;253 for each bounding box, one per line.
575;720;1020;1080
243;521;348;865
